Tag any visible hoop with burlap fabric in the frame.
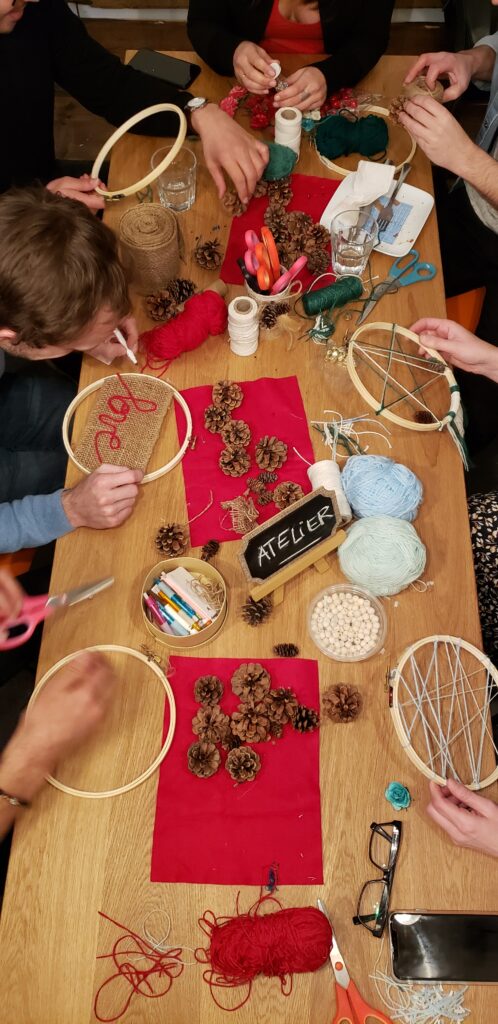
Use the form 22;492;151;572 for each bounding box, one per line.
119;204;180;294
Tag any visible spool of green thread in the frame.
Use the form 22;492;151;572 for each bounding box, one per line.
303;276;363;316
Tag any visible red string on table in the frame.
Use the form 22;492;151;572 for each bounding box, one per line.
140;289;228;377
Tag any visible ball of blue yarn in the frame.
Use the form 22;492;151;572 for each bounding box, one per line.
338;516;426;596
342;455;423;522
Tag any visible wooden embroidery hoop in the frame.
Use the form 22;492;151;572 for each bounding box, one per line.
91;103;187;201
347;322;460;432
27;645;176;799
389;635;498;790
62;372;193;483
316;105;416;178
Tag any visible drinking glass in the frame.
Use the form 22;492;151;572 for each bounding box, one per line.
151;146;197;212
331;208;378;277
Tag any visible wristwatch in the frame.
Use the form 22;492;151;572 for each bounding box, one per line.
0;788;30;808
185;96;211;133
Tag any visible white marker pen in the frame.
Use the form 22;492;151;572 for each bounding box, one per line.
114;327;137;364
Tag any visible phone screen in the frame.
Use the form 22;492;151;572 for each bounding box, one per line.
390;912;498;982
129;50;201;90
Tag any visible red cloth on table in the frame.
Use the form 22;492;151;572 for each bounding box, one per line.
262;0;324;54
174;375;314;546
151;655;323;885
220;173;340;289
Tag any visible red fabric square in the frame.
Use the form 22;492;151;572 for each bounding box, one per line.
151;656;323;886
174;376;315;546
221;172;341;288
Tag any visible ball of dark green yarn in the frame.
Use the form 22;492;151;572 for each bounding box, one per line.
316;114;388;160
263;142;298;182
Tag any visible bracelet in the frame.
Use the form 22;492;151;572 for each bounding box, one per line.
0;788;30;808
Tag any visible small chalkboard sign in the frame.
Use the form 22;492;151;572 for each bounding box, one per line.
240;487;346;602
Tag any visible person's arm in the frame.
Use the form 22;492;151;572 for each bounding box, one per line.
187;0;248;77
427;778;498;857
0;491;73;554
410;318;498;381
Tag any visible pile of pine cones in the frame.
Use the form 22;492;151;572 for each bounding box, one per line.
187;662;320;784
145;278;196;322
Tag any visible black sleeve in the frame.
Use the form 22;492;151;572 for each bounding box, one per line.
314;1;395;93
48;0;192;136
187;0;247;76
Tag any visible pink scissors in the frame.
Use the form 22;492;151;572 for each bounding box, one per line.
270;254;308;294
0;576;114;650
317;900;394;1024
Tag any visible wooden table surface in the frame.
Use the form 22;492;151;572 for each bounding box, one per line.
1;55;495;1024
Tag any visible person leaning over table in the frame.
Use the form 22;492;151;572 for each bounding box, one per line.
0;0;268;210
0;187;144;555
0;570;117;841
187;0;395;113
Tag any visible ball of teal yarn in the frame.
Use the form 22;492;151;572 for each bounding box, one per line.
342;455;423;522
263;143;298;181
338;516;426;596
316;114;388;160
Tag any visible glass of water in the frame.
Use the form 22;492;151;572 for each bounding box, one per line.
151;145;197;212
330;209;378;277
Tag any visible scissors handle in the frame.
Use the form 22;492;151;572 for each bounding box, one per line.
0;596;52;651
391;249;436;287
336;978;395;1024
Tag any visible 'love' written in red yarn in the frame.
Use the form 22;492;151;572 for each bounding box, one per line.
94;372;158;464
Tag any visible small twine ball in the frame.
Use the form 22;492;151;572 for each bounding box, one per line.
338;516;426;597
342;455;423;522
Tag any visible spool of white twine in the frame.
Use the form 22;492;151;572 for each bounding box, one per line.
228;296;259;356
275;107;302;156
307;460;352;521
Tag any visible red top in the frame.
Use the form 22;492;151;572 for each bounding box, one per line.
261;0;324;54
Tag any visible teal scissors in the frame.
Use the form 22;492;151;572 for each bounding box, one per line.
0;577;114;650
357;249;437;325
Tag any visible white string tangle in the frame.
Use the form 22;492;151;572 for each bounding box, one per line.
390;636;498;789
370;936;470;1024
311;409;392;460
129;909;198;967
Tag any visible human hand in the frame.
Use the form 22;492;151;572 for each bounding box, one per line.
427;778;498;858
233;40;276;94
397;95;475;175
46;174;106;213
192;104;269;204
404;50;475;102
88;315;139;365
62;464;143;530
411;317;498;381
274;66;327;111
0;570;23;641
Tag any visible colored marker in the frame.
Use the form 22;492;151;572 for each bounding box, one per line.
114;327;137;364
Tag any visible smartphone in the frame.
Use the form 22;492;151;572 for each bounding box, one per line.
129;50;201;90
389;911;498;983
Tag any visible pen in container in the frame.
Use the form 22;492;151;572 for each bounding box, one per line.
114;327;138;364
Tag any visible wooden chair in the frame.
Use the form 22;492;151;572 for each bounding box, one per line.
0;550;34;577
447;288;485;333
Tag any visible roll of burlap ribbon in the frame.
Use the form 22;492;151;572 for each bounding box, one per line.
119;203;180;294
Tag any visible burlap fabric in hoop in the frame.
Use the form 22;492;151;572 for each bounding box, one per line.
119;203;179;294
74;374;173;473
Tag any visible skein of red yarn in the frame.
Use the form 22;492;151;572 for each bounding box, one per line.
140;289;228;371
196;895;332;1010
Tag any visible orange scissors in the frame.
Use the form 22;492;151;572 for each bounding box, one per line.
244;229;277;291
0;577;114;650
317;900;394;1024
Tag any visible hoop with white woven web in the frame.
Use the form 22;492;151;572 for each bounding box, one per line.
390;635;498;790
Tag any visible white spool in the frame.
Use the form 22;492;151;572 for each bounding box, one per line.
307;460;352;521
275;107;302;156
228;296;259;357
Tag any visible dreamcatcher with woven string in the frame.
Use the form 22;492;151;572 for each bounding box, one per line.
346;322;467;466
389;635;498;790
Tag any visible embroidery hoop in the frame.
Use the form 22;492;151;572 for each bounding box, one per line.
316;106;416;177
27;645;176;799
91;103;187;201
62;372;192;482
389;635;498;790
347;322;460;432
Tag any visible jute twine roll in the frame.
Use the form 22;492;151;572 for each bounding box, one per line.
119;203;179;294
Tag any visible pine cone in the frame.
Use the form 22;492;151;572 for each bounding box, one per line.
192;703;229;743
260;303;290;331
322;684;362;723
172;277;196;304
305;222;329;251
255;435;288;470
269;720;283;739
145;289;178;323
220;419;251;449
212;380;243;410
265;687;298;725
273;481;304;509
241;595;273;627
219;447;251;478
292;704;320;733
201;539;220;562
258;490;274;506
193;674;224;706
155;522;189;556
246;476;265;494
222;189;247;217
307;246;330;276
264;204;291;244
230;702;271;743
187;740;221;779
194;237;223;270
225;745;261;783
273;643;300;658
231;662;271;701
204;404;231;434
254;179;269;199
389;96;406;124
258;470;278;484
267;176;293;207
220;724;242;752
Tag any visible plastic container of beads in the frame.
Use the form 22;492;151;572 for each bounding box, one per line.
307;584;386;662
141;557;227;649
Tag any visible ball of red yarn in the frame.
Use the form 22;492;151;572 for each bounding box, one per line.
140;289;227;362
208;906;332;981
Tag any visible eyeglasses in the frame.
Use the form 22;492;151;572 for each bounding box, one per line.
352;820;402;937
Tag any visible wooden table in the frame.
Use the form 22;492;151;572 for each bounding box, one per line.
1;55;495;1024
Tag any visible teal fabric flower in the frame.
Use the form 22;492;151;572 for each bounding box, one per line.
385;781;411;811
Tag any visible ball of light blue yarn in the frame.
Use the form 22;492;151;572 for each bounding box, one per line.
342;455;423;522
338;516;426;596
